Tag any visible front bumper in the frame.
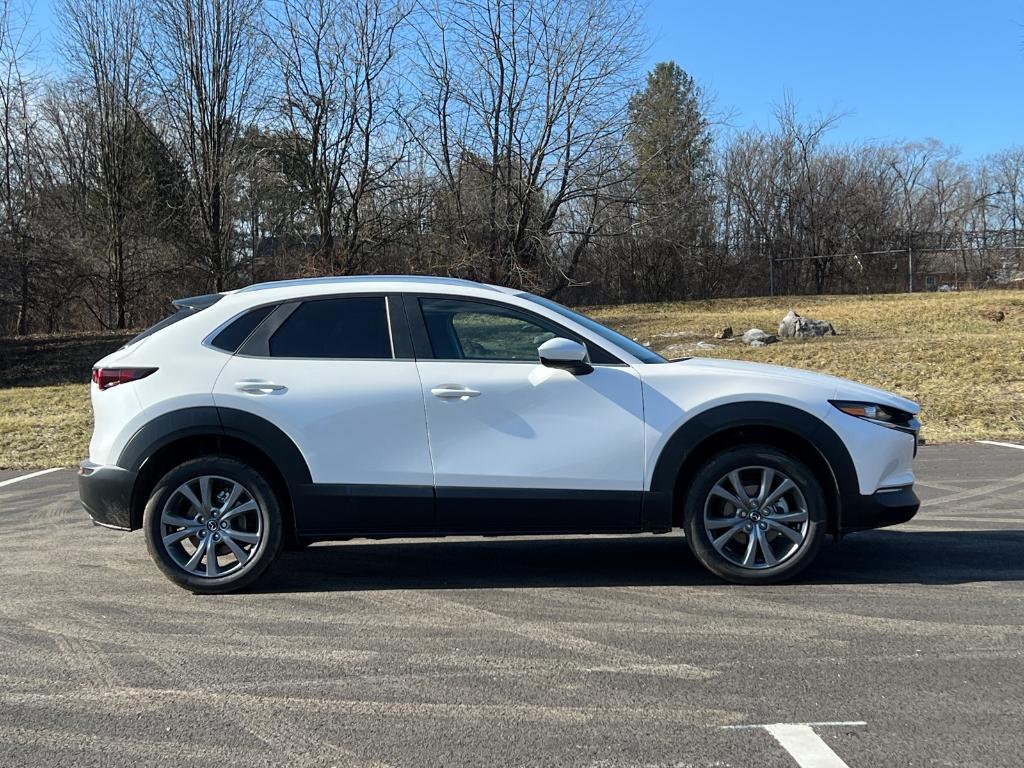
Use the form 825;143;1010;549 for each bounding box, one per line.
841;485;920;533
78;461;136;530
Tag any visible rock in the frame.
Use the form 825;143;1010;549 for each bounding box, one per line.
980;309;1005;322
778;310;836;339
715;326;733;340
742;328;777;345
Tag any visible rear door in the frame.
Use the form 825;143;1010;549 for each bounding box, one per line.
408;295;645;533
212;294;434;535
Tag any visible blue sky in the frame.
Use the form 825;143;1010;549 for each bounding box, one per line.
645;0;1024;158
18;0;1024;158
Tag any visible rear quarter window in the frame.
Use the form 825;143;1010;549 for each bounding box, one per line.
210;305;276;352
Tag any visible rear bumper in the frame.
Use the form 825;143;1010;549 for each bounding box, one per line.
841;485;920;533
78;461;136;531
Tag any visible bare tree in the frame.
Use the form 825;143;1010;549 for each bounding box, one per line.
149;0;265;290
61;0;152;328
271;0;409;274
415;0;645;293
0;0;39;334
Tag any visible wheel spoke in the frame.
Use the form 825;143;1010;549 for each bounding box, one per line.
219;482;243;514
706;515;740;529
710;484;743;508
712;522;745;552
762;478;795;509
756;527;778;566
756;468;776;505
741;532;759;566
770;510;807;524
199;476;213;514
163;528;198;547
226;529;259;545
221;500;257;522
205;537;219;577
177;486;204;516
185;540;207;571
767;519;804;543
728;471;752;506
162;513;198;528
220;533;250;565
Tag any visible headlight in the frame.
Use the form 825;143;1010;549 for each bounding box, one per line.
830;400;919;436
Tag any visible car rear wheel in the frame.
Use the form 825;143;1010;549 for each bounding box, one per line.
683;445;827;584
143;457;282;593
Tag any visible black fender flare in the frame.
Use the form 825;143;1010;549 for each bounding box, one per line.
118;406;311;486
645;402;860;531
118;407;312;530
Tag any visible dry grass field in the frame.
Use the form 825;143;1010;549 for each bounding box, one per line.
0;291;1021;470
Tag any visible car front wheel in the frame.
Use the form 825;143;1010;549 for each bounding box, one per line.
683;445;827;584
143;457;282;594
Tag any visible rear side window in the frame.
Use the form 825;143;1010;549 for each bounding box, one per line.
123;293;224;349
269;297;392;359
122;309;196;349
210;305;275;352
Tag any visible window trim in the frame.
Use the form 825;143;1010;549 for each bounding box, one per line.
403;293;627;365
233;293;411;361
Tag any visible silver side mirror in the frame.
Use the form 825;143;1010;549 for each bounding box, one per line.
537;337;593;375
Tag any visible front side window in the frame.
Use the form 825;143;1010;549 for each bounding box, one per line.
517;293;667;364
419;297;589;362
269;296;392;359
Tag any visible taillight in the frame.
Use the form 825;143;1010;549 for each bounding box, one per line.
91;367;158;390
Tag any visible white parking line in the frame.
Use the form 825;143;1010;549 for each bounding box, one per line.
0;468;62;489
977;440;1024;451
765;723;853;768
722;721;864;767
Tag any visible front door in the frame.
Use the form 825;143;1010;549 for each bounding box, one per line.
409;295;645;533
212;294;434;534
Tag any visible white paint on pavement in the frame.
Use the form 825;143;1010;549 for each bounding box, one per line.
764;723;853;768
722;721;864;767
976;440;1024;451
0;467;62;489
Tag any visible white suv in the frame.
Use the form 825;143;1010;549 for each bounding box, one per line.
79;276;921;592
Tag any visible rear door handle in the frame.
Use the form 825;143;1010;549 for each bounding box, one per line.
431;384;481;400
235;380;288;395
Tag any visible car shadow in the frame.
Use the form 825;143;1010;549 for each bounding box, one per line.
255;528;1024;592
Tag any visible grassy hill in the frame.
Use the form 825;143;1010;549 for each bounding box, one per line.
1;291;1021;470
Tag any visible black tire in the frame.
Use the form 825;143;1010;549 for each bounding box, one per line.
143;456;283;594
682;445;827;585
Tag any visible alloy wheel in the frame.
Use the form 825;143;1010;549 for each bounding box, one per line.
702;465;810;569
158;475;266;578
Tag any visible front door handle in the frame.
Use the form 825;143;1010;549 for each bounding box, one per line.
431;384;481;400
235;380;288;395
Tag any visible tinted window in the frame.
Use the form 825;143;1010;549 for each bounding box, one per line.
123;293;225;349
269;297;392;359
210;305;275;352
420;298;582;362
123;308;197;349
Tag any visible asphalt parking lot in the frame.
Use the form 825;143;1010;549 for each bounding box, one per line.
1;443;1022;767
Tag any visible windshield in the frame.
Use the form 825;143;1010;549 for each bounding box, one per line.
518;293;667;364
